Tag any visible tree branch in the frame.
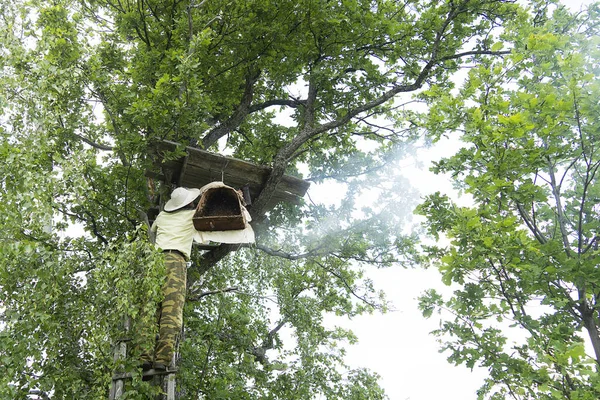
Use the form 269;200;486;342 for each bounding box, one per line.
73;133;114;151
546;156;572;257
515;202;547;244
88;87;130;166
57;114;114;151
248;98;307;113
315;260;382;311
83;210;109;245
253;243;324;260
439;49;511;62
582;236;598;254
201;69;261;149
251;319;286;365
196;243;239;275
187;286;239;301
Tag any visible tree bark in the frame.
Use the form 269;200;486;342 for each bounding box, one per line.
581;302;600;366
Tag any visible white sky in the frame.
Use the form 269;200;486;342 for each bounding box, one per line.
312;137;481;400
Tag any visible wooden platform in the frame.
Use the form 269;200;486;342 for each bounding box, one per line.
150;141;310;206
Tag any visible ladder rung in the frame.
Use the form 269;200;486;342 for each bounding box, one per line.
112;368;177;381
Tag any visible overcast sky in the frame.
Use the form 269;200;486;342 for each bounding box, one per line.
315;137;481;400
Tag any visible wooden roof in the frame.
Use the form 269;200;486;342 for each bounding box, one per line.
151;141;310;206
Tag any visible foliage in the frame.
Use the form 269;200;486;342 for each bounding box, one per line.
417;2;600;399
1;0;523;398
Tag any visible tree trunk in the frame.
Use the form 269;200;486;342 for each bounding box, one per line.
581;302;600;366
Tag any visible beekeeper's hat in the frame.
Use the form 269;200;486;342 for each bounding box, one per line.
164;187;201;212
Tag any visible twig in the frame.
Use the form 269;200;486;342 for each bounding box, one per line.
315;260;381;310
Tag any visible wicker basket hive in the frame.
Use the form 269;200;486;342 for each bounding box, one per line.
193;186;246;231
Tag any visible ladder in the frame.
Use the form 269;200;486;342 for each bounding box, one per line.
108;319;177;400
109;368;177;400
108;205;180;399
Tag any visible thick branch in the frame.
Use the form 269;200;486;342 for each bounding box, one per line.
580;301;600;364
196;243;238;275
251;319;286;365
201;69;261;149
303;76;319;130
248;98;307;113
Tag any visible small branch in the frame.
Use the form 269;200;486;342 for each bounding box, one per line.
187;286;239;301
573;94;588;164
254;243;324;260
84;210;109;245
90;88;129;166
73;133;114;151
439;49;511;62
354;115;398;136
582;236;599;254
57;114;113;151
559;156;581;191
306;158;390;182
516;202;547;244
315;260;381;310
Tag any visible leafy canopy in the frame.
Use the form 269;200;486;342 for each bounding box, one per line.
417;2;600;399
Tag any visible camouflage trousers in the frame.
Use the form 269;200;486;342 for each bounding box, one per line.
143;251;187;365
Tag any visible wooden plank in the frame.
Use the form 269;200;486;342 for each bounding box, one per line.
109;318;130;400
184;148;309;196
177;154;190;187
166;373;176;400
157;141;310;197
148;170;302;205
181;173;298;204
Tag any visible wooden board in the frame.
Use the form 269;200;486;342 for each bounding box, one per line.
151;141;310;206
